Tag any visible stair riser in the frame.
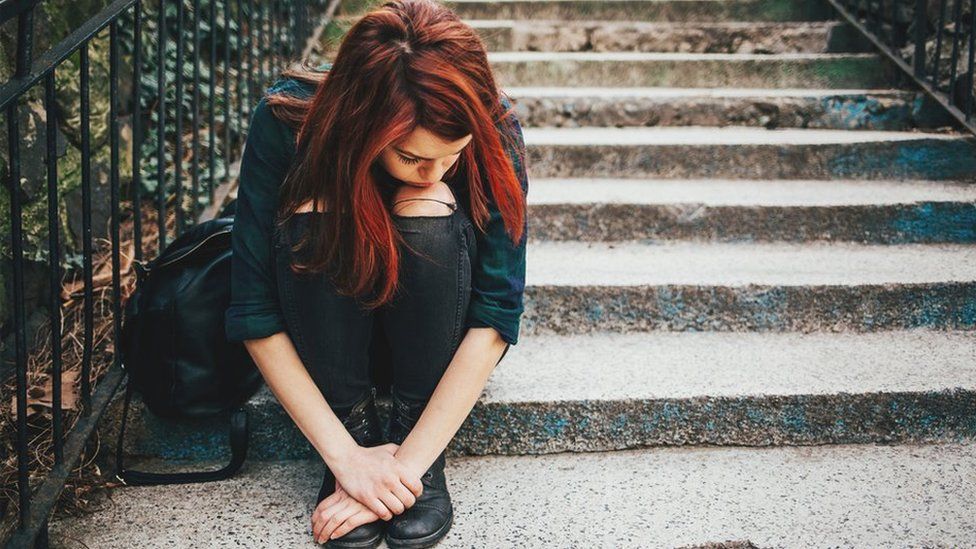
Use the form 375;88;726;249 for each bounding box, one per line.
112;388;976;460
522;283;976;333
440;0;836;22
474;22;869;54
491;56;893;88
527;203;976;243
525;141;976;180
515;93;953;130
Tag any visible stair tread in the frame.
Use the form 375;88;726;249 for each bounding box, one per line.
479;331;976;402
489;51;877;60
236;331;974;407
49;442;976;547
523;240;976;285
521;126;969;144
507;86;912;97
527;178;976;205
468;19;847;28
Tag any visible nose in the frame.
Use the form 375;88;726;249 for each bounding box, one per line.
420;162;448;182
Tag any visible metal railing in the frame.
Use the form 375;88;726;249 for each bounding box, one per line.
0;0;336;546
827;0;976;135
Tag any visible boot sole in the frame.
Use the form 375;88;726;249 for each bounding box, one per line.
384;511;454;549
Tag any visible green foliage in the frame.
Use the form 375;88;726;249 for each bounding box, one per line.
1;0;301;265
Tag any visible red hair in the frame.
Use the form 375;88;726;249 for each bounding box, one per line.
264;0;525;310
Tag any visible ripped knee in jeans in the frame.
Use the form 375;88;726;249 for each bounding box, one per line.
391;181;458;217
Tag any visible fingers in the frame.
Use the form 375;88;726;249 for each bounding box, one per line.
398;464;424;497
329;509;380;541
391;481;418;510
318;501;361;543
378;490;406;515
364;496;394;521
313;497;352;543
318;488;345;511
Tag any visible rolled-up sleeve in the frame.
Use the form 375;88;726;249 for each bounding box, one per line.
464;96;529;346
224;95;294;342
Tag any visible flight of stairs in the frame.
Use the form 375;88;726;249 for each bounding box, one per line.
50;0;976;546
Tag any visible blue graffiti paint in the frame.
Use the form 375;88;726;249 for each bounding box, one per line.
828;140;976;180
821;95;910;130
889;203;976;243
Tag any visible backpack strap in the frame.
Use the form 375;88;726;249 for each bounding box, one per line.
114;377;249;486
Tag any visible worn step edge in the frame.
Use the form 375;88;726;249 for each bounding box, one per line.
442;0;838;23
519;127;976;180
488;52;893;88
111;331;976;460
525;178;976;243
507;87;954;130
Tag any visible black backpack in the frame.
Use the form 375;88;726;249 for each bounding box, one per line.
116;200;264;485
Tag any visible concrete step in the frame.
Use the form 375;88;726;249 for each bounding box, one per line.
488;51;895;88
526;178;976;243
441;0;836;22
49;441;976;547
113;331;976;460
520;126;976;180
521;240;976;333
508;87;955;129
325;19;871;54
469;20;871;53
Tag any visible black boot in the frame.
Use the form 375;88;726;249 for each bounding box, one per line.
316;386;387;548
384;393;453;549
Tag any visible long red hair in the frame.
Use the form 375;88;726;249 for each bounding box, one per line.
264;0;525;310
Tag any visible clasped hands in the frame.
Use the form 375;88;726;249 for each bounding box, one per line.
311;442;424;543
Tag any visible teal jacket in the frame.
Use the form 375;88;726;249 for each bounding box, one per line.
224;65;528;347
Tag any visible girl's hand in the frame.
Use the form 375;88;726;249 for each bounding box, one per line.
312;483;382;543
327;442;423;521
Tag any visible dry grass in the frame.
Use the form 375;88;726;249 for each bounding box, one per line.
1;197;185;541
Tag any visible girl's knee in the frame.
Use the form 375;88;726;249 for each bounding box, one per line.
391;181;457;217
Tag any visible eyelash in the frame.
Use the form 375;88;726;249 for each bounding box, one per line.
398;154;422;165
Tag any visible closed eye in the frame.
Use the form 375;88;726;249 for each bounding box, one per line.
398;154;422;165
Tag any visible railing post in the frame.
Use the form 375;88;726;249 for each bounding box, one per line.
914;0;928;77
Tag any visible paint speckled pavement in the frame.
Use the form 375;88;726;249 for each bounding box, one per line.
49;442;976;548
54;0;976;545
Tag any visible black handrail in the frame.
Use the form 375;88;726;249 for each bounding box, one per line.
1;1;335;546
827;0;976;135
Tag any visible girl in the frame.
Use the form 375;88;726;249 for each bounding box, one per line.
224;0;528;546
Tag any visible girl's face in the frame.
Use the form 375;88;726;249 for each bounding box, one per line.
378;126;472;189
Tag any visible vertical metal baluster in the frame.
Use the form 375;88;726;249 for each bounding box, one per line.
79;42;94;410
966;0;976;118
175;0;185;236
257;1;267;89
268;0;278;80
914;0;927;79
191;0;202;221
932;0;949;88
11;4;34;532
132;2;144;265
44;69;65;466
157;0;168;253
285;0;294;64
110;18;123;377
244;0;260;112
246;0;257;112
947;0;965;104
209;0;217;203
223;0;231;184
235;0;244;153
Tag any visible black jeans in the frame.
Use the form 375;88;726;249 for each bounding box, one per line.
273;205;477;412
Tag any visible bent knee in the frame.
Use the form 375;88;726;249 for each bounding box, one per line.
391;181;457;217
